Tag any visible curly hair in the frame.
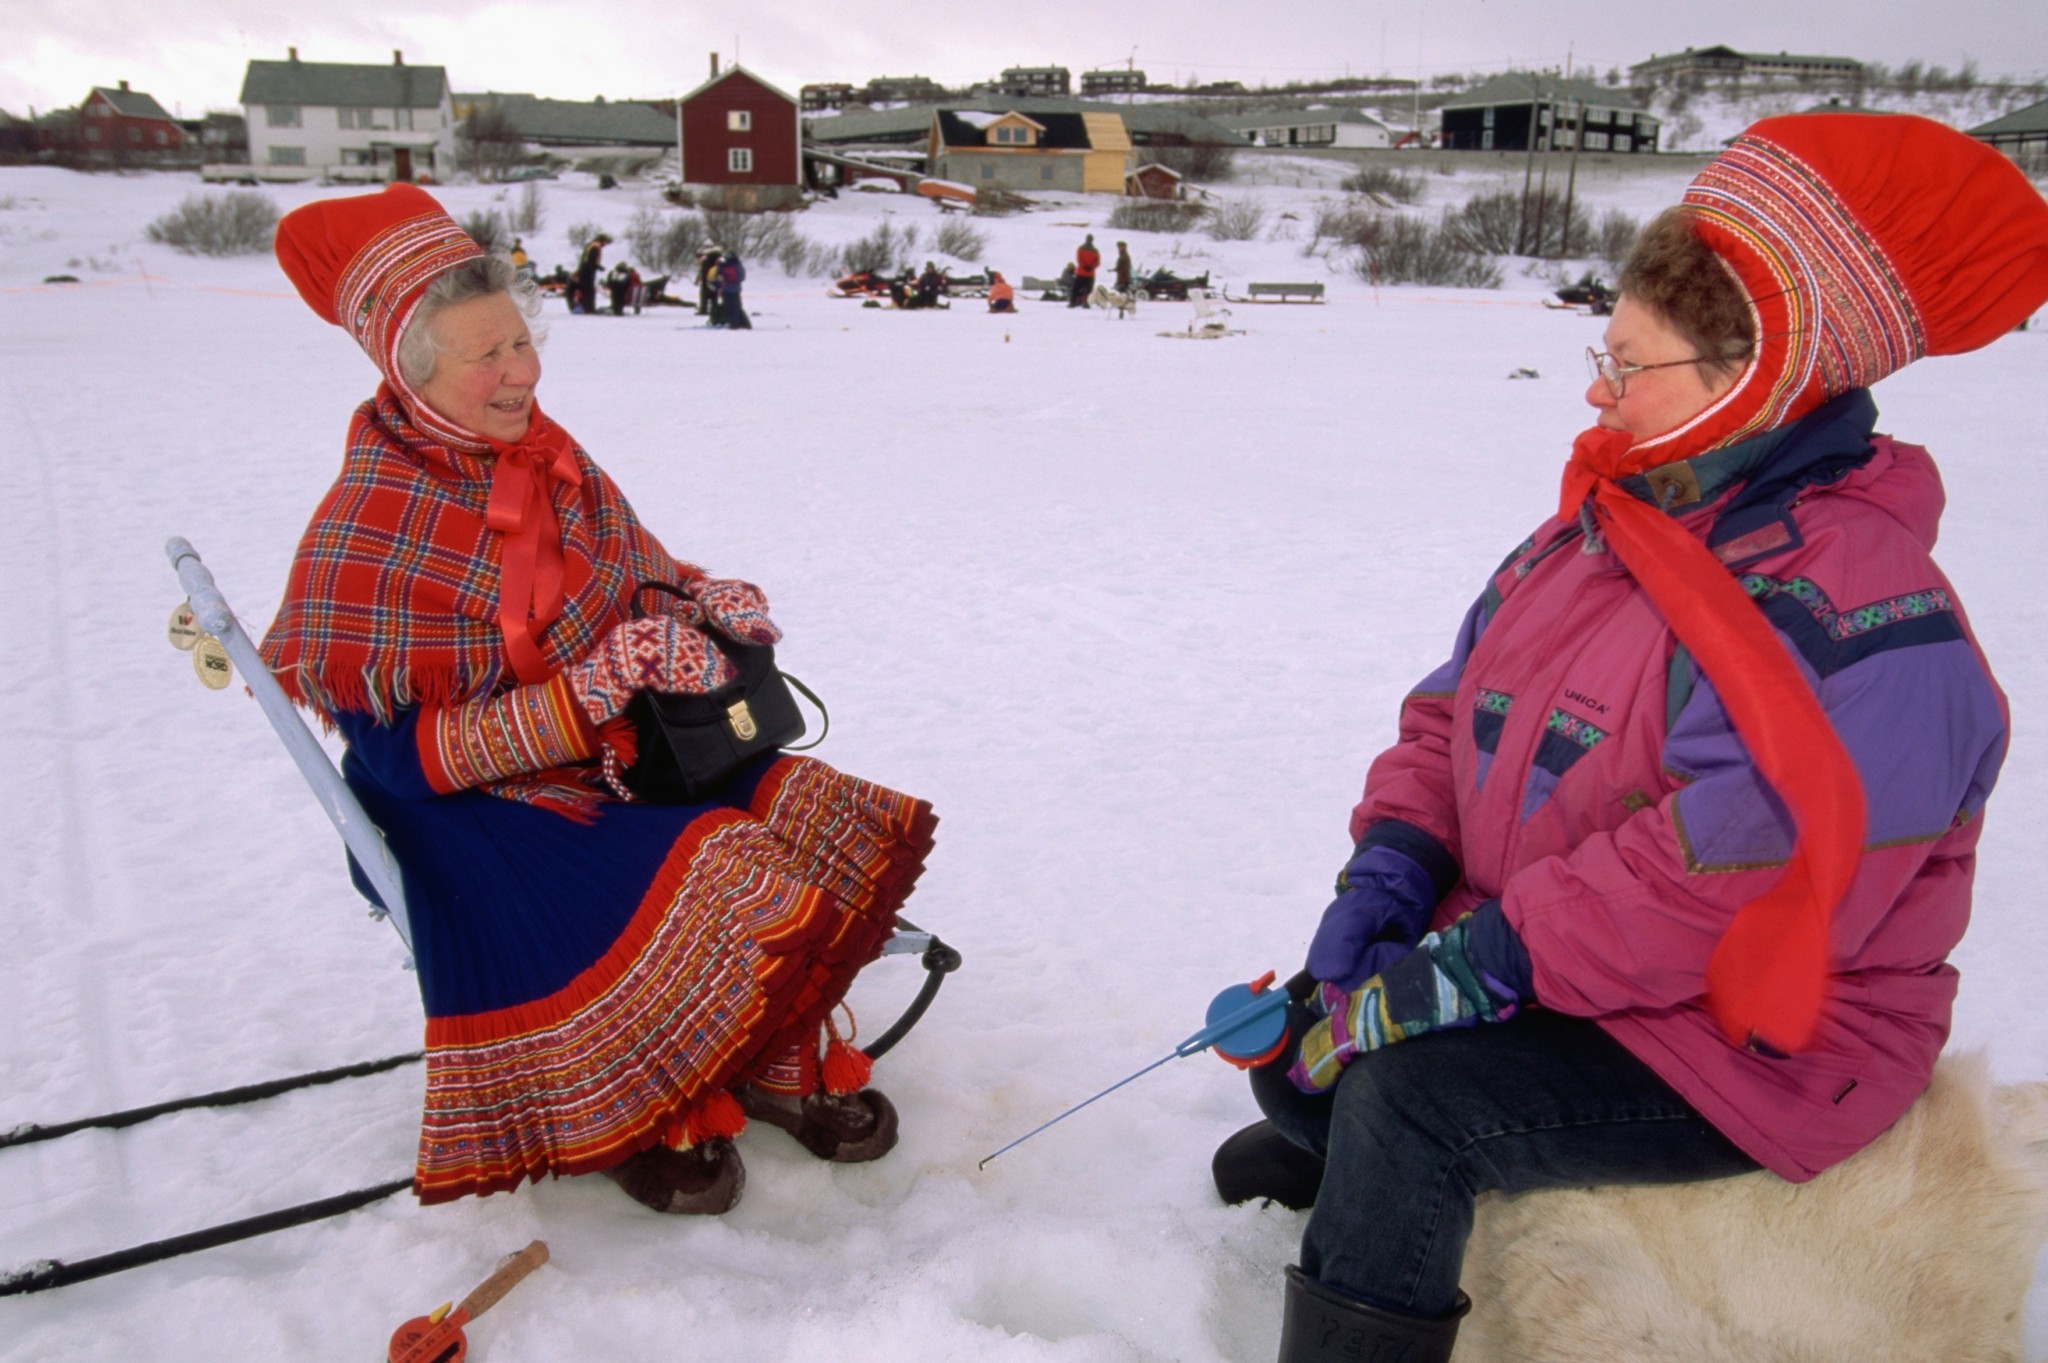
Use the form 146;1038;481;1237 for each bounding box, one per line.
395;255;544;388
1617;207;1756;386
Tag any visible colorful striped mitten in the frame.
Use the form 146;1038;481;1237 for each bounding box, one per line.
1288;914;1521;1094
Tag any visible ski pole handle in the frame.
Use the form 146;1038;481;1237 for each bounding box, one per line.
458;1240;548;1321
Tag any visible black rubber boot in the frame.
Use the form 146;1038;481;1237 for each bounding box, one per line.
1278;1265;1468;1363
1213;1119;1326;1210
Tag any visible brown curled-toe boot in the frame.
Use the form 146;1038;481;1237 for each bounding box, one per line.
601;1137;744;1214
738;1085;900;1163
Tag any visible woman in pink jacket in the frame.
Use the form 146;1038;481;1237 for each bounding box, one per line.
1216;115;2048;1363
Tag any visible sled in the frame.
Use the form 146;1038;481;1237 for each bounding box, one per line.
915;178;977;211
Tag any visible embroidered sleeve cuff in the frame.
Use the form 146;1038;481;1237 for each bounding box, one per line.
417;673;599;794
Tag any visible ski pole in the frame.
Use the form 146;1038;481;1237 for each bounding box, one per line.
0;1178;413;1297
978;968;1313;1169
0;1051;424;1151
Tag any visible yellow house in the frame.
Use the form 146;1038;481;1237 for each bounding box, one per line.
928;108;1134;193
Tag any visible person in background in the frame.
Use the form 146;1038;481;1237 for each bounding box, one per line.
1113;241;1133;296
1210;114;2048;1363
263;184;936;1217
573;232;609;315
695;241;722;316
987;270;1015;313
913;261;946;310
716;251;750;330
1070;233;1099;309
509;238;532;283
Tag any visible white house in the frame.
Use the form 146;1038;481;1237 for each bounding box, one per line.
1216;107;1397;150
238;48;454;181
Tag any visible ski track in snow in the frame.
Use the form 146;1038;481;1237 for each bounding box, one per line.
1;161;2045;1362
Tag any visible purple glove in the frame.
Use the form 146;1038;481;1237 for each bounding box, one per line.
1305;843;1440;991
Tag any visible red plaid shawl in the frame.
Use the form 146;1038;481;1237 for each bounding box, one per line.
262;385;690;737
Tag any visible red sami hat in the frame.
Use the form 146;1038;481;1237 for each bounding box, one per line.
1632;113;2048;462
274;183;484;395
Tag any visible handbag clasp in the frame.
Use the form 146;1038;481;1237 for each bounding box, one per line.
726;698;759;741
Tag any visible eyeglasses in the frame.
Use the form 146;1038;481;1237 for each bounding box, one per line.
1585;347;1712;398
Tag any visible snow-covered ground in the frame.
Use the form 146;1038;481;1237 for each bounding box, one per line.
3;162;2046;1361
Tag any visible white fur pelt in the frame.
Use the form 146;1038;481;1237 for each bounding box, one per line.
1454;1054;2048;1362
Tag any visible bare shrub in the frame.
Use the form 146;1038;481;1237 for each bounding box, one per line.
934;216;989;261
1305;198;1380;256
1144;142;1238;183
459;208;509;253
1594;208;1642;273
1341;164;1423;204
145;190;279;256
566;220;603;252
1207;196;1267;241
1107;199;1205;233
699;208;804;262
626;205;707;274
1445;187;1590;257
513;182;545;234
1351;213;1504;289
834;219;920;275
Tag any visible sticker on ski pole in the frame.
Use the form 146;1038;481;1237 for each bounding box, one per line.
168;601;201;651
192;635;232;690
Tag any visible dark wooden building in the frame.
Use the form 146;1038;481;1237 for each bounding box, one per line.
1439;73;1659;153
679;61;802;206
79;81;185;161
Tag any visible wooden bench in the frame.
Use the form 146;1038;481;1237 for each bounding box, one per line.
1230;281;1325;303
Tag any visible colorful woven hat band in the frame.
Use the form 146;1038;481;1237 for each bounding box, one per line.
275;184;487;448
1626;113;2048;466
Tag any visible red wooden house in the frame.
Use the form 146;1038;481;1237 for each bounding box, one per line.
678;60;802;207
79;81;184;160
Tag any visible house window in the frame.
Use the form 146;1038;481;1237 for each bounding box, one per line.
129;127;142;143
1482;108;1495;129
981;163;994;179
396;108;414;131
1481;129;1494;150
155;129;168;145
84;125;99;142
268;105;301;128
727;146;753;173
1584;131;1609;151
340;147;372;165
269;145;307;165
1040;164;1052;181
1614;134;1632;153
728;109;751;132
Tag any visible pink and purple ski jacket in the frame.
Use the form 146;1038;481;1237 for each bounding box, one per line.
1353;390;2007;1180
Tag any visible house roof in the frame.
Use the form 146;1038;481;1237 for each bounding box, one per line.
90;85;176;121
813;99;1248;147
457;93;675;145
935;109;1097;149
679;64;797;109
1970;96;2048;138
1440;73;1646;114
241;58;449;109
1215;107;1395;133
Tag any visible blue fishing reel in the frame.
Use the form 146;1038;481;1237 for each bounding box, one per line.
1202;969;1310;1070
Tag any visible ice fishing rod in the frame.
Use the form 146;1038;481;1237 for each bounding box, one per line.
978;968;1314;1169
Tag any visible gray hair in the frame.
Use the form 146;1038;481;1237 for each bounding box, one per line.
394;255;544;388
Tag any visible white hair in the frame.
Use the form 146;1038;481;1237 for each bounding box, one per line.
394;255;544;388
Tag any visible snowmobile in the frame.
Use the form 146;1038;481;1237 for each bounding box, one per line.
1131;268;1212;302
1548;273;1616;315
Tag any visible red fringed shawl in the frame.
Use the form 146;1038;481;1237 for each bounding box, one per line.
261;385;692;734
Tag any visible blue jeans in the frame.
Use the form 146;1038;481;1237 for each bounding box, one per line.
1251;1008;1759;1317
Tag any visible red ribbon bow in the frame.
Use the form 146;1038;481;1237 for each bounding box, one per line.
484;405;584;684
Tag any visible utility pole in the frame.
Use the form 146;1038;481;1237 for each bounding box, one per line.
1562;96;1586;270
1517;72;1539;254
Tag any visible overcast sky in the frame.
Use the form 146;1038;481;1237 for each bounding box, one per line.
3;0;2043;118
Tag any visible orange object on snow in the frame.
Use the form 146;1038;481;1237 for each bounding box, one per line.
388;1241;549;1363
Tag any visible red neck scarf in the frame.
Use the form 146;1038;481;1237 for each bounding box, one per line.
1561;426;1864;1053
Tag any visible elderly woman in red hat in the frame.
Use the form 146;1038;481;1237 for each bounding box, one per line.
1210;115;2048;1362
261;185;936;1215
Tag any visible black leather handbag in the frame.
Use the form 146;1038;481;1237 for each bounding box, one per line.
617;581;825;802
